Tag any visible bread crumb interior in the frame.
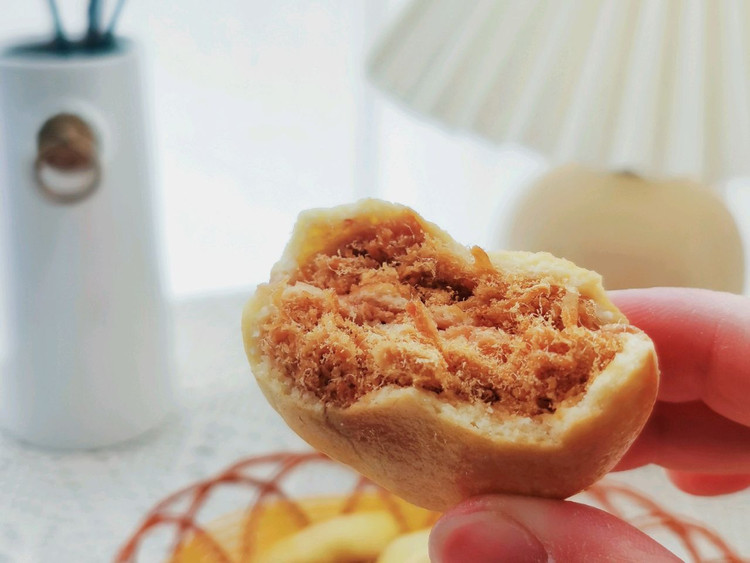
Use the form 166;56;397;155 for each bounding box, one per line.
259;212;623;417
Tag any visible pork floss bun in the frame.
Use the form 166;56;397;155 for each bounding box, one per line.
242;200;659;511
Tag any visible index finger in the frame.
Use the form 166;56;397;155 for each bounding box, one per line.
609;288;750;427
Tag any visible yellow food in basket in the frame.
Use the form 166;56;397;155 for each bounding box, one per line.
376;529;431;563
263;511;400;562
171;492;439;563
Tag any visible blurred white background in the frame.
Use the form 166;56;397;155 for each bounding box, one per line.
0;0;748;298
0;0;547;298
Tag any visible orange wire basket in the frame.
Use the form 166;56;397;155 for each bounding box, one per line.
117;451;746;563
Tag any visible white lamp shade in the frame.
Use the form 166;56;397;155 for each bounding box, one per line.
368;0;750;185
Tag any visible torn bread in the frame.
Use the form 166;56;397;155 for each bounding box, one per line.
242;200;659;511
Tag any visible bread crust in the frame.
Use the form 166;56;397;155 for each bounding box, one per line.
243;200;659;511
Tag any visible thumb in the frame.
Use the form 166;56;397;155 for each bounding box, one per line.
429;495;681;563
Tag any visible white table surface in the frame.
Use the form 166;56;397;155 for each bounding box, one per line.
0;291;747;562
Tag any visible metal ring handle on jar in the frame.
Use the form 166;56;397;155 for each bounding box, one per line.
34;113;101;204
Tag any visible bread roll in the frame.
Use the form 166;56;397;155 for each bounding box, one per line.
242;200;659;511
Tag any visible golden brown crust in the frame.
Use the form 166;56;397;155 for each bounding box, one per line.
242;199;659;511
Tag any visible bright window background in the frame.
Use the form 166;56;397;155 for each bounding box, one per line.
1;0;748;299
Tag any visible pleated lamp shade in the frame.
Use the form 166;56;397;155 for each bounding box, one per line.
368;0;750;185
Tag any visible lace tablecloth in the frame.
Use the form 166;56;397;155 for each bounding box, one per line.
0;291;747;562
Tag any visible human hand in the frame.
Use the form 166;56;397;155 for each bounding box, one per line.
429;288;750;562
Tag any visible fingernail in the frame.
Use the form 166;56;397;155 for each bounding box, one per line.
432;510;548;563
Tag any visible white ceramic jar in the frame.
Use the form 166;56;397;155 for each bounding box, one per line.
0;40;173;448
